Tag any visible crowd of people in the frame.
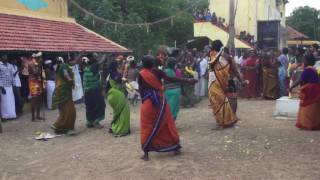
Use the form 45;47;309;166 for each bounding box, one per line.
236;44;320;100
193;8;228;30
193;9;256;46
0;41;319;160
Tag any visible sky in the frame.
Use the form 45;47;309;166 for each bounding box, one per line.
286;0;320;16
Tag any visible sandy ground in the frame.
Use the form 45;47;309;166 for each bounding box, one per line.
0;99;320;180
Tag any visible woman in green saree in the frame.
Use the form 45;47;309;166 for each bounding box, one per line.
51;58;76;134
164;58;181;120
106;61;130;137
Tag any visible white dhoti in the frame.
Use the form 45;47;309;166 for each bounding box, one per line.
46;80;55;109
1;86;16;119
195;76;206;97
127;81;140;100
194;72;202;97
72;65;84;102
200;76;207;97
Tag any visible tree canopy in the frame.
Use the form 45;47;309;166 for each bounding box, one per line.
287;6;320;41
69;0;208;56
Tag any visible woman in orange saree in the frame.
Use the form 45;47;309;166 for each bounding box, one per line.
208;40;244;129
290;54;320;130
138;55;195;161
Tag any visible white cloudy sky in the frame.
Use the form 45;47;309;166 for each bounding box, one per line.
286;0;320;16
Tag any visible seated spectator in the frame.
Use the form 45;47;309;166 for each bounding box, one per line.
217;17;223;27
211;12;217;23
198;12;204;21
205;11;212;21
240;31;246;40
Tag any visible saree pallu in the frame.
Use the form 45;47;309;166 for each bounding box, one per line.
296;83;320;130
28;77;42;98
262;67;278;99
140;69;181;153
52;65;76;132
208;63;238;126
107;88;130;137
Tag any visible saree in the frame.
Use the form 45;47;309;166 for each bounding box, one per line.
262;67;278;99
83;66;106;127
107;79;130;137
295;68;320;130
296;83;320;130
208;57;238;127
139;69;181;153
52;64;76;133
240;57;260;98
164;68;181;120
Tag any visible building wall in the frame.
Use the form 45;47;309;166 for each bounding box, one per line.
208;0;286;38
0;0;69;21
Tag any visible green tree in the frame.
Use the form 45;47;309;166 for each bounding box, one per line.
287;6;320;40
69;0;208;56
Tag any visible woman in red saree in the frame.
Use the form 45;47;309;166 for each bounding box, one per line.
240;50;260;98
290;54;320;130
138;55;195;161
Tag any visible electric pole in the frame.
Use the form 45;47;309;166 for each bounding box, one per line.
227;0;236;56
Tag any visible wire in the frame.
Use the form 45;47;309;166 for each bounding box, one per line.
69;0;206;27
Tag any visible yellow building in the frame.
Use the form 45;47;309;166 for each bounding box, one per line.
0;0;129;52
194;0;288;49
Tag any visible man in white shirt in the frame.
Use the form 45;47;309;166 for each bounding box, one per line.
10;57;23;116
0;54;16;120
200;56;209;96
195;53;208;97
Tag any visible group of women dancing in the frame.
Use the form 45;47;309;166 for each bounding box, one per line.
50;39;320;161
51;54;130;137
49;51;196;160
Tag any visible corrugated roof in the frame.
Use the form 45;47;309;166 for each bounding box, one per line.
286;26;309;40
0;13;130;53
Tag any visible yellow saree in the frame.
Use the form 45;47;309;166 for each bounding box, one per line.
208;57;238;127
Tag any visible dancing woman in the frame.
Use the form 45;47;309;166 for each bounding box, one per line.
82;55;106;129
290;54;320;130
164;58;181;120
105;61;131;137
138;55;196;161
51;57;76;134
208;40;244;130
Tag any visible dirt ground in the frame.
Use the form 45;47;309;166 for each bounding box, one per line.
0;99;320;180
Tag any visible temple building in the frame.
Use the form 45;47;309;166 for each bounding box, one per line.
0;0;129;53
194;0;288;49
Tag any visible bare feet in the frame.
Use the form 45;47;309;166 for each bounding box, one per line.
174;149;181;156
108;128;113;134
36;117;45;121
141;152;149;161
212;125;224;130
93;123;104;129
